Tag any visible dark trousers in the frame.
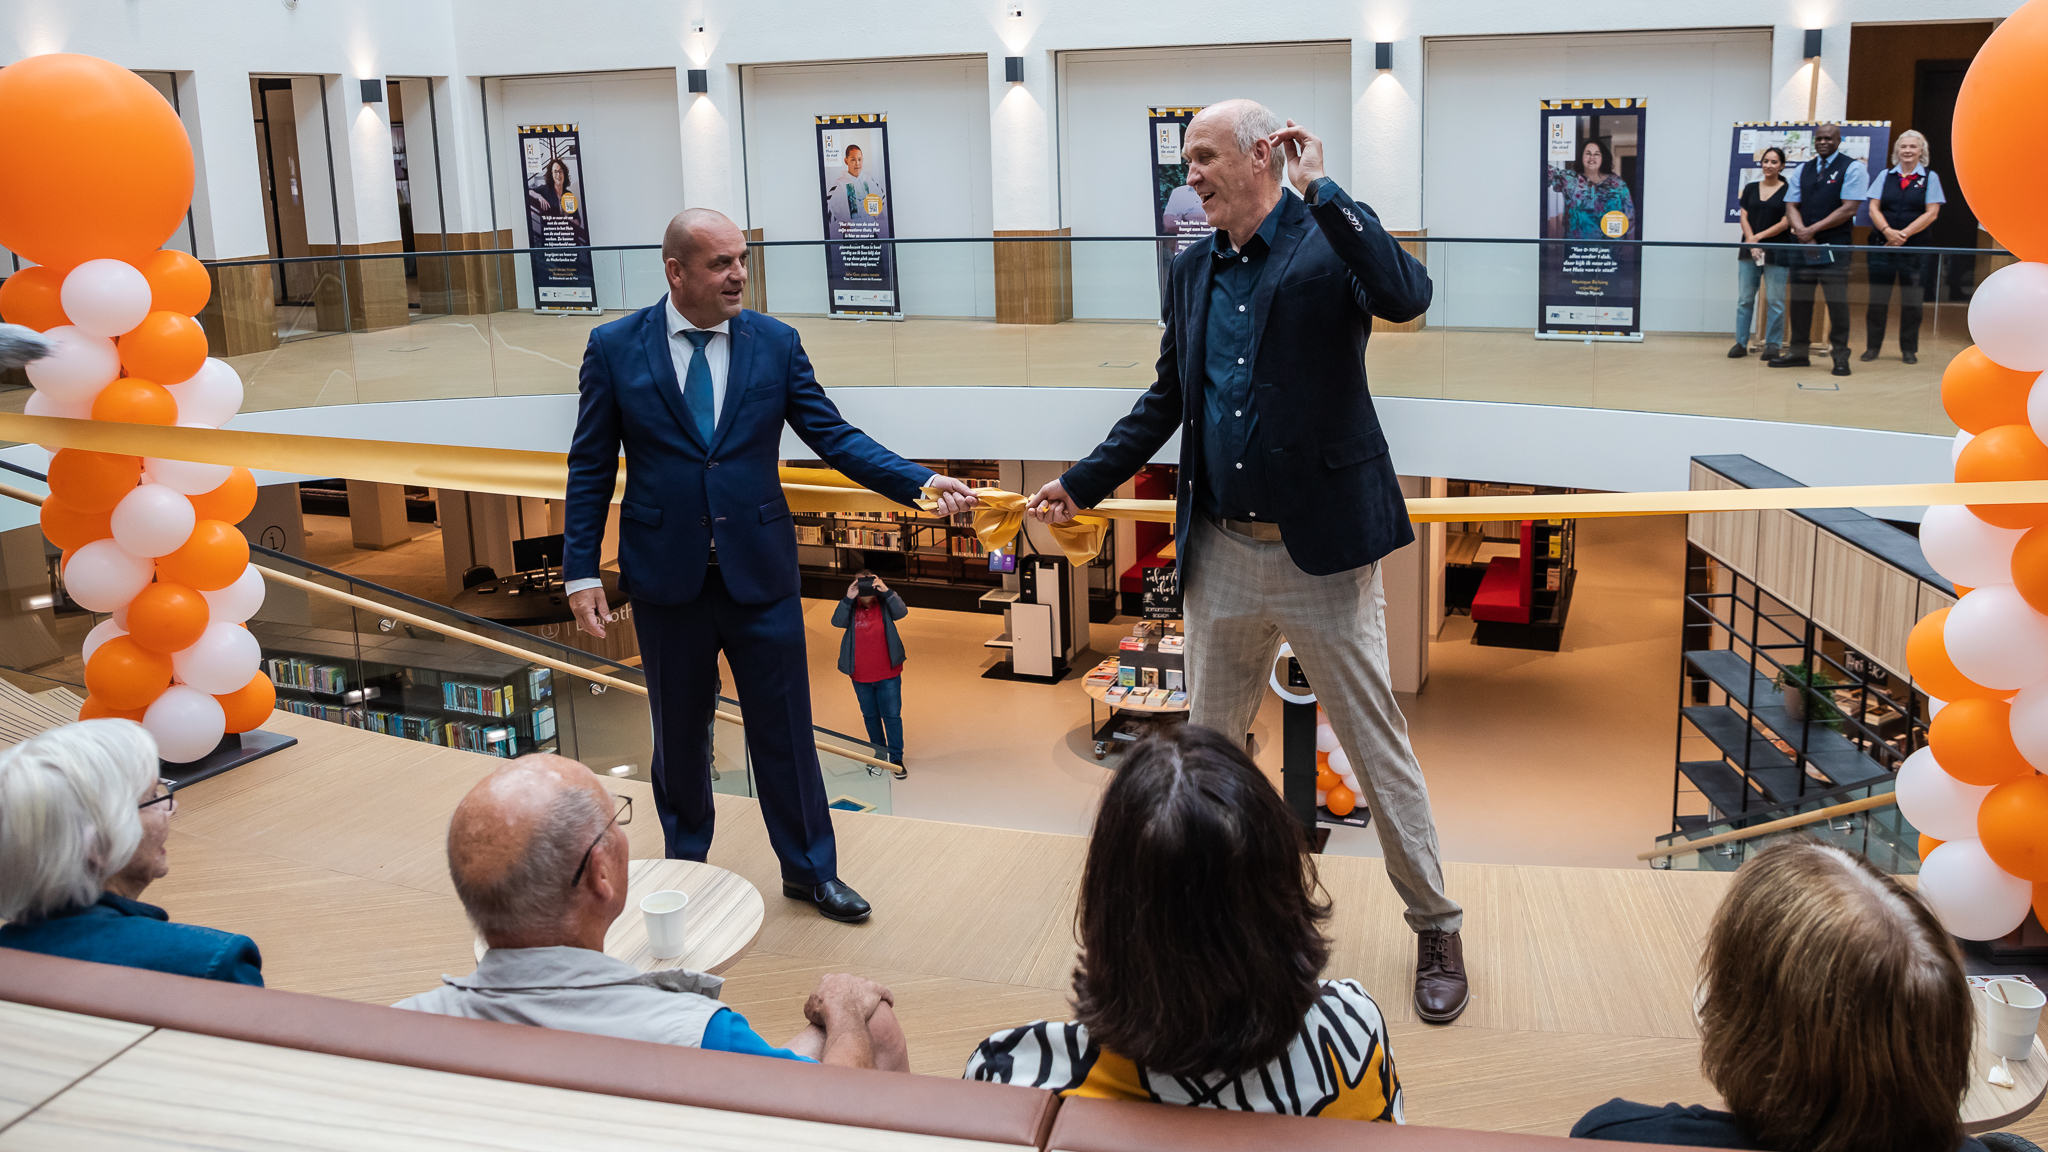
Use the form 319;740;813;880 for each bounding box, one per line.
1866;247;1931;353
1786;249;1851;360
850;675;903;762
633;567;838;885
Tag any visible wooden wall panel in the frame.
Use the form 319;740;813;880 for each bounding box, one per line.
307;241;411;332
412;232;515;316
1686;465;1756;575
994;228;1072;325
742;228;768;314
1810;533;1918;681
1753;508;1816;616
1918;583;1957;620
197;262;279;356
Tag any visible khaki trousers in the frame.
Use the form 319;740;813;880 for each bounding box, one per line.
1183;516;1462;934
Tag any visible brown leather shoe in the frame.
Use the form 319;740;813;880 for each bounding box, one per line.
1415;929;1470;1024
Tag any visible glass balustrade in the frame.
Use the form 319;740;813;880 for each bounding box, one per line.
1651;775;1915;874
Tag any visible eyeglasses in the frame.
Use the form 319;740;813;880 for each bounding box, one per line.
138;779;177;815
569;793;632;888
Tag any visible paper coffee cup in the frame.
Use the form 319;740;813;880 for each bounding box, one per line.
1981;978;2045;1062
641;889;689;961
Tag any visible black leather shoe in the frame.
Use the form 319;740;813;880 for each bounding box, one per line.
1761;344;1781;361
784;878;872;923
1832;358;1852;377
1903;351;1919;365
1727;342;1748;358
1768;355;1811;368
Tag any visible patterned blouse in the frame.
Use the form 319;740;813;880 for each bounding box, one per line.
1548;168;1637;240
962;979;1402;1122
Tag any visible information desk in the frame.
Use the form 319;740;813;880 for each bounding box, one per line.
451;572;638;665
476;859;764;976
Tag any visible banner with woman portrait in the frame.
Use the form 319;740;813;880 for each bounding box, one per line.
1537;98;1646;341
518;124;599;314
1149;106;1211;300
815;113;900;319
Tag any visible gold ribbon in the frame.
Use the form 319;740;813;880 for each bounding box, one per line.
948;489;1112;565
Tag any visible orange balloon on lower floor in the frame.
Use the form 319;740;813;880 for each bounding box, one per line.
1920;834;1945;861
38;497;111;551
214;672;275;734
1325;784;1356;816
1928;697;2037;785
1980;774;2048;882
187;466;256;524
84;636;172;711
1907;608;2016;702
76;694;146;723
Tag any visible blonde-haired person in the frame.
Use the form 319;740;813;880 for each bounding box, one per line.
1862;129;1944;365
1572;839;1994;1151
0;719;263;985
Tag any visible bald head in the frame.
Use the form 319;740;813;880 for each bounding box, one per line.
1191;100;1284;172
663;208;750;326
1181;99;1286;243
447;754;614;942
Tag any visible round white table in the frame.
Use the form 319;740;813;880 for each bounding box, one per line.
475;859;765;975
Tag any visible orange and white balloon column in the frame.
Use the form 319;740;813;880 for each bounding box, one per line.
1899;2;2048;940
0;55;273;762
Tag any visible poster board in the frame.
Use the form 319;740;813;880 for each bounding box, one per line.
1537;98;1646;341
518;124;600;314
1149;106;1212;303
815;114;901;319
1723;121;1889;229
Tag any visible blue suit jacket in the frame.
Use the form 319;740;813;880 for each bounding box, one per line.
1059;184;1431;577
564;304;931;606
0;892;264;986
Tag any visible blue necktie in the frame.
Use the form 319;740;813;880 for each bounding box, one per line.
680;329;716;444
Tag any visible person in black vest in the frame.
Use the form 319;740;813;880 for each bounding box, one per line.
1862;129;1945;365
1770;125;1869;376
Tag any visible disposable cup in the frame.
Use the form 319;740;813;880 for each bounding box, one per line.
641;889;689;961
1980;978;2045;1062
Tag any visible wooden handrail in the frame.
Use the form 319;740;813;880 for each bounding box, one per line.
0;482;900;775
1638;791;1899;861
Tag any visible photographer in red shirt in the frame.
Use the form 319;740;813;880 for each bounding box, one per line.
831;572;909;779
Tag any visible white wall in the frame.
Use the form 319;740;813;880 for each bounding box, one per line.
1057;42;1352;320
1422;30;1773;332
487;69;685;310
741;56;994;317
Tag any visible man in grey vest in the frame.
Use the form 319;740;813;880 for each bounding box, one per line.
397;754;907;1069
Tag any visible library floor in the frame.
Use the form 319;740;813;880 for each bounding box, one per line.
301;510;1687;870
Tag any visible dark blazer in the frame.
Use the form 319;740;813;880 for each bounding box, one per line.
0;892;264;986
1059;184;1431;577
830;590;908;676
564;304;932;606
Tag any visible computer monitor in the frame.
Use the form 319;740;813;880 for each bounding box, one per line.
513;533;564;575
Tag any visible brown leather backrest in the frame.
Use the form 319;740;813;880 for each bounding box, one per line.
1046;1096;1674;1151
0;950;1057;1148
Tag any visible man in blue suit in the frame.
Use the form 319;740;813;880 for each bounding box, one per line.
1026;102;1469;1021
563;208;978;923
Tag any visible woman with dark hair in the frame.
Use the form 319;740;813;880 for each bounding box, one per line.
530;157;575;217
1546;138;1636;240
964;724;1401;1121
1573;839;1994;1151
1731;147;1792;359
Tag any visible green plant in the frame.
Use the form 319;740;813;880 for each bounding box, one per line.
1774;662;1846;730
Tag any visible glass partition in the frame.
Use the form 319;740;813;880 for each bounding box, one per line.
1651;776;1916;874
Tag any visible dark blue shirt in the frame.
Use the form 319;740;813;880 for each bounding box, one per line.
1572;1099;1988;1151
1200;193;1287;521
0;891;264;986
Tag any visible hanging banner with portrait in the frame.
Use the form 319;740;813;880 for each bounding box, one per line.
815;113;901;319
1536;98;1646;341
1722;121;1888;228
1149;106;1212;302
518;123;599;314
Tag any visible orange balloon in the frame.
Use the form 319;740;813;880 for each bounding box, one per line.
1954;585;1976;598
155;519;248;590
1956;425;2048;529
2013;526;2048;617
1942;347;2040;434
125;580;209;654
117;312;206;385
1324;784;1356;817
1315;768;1340;791
187;467;256;524
138;249;210;316
45;448;140;513
0;265;69;330
1315;750;1329;767
38;497;111;551
1907;608;2016;702
215;672;275;734
2037;882;2048;931
1919;834;1945;861
0;55;193;268
1979;774;2048;882
84;635;172;711
1929;698;2037;785
75;694;145;723
1954;3;2048;261
88;376;177;425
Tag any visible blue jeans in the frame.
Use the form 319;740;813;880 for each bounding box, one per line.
1735;258;1787;347
850;676;903;763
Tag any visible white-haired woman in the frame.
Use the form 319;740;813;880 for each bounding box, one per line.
0;720;262;985
1863;129;1945;365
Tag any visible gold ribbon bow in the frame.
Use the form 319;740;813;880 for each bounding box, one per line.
940;488;1113;566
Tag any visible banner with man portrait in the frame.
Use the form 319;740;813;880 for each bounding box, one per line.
1536;98;1646;341
815;114;900;319
1149;106;1212;301
518;124;599;314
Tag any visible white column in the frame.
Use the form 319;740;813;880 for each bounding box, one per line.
988;49;1058;230
292;77;339;248
179;70;272;260
346;480;414;550
334;73;404;248
397;79;446;237
1352;37;1423;231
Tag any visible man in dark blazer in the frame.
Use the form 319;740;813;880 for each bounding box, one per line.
1028;101;1469;1022
563;208;977;923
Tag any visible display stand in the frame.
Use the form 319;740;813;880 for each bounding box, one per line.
1081;621;1188;758
162;729;298;791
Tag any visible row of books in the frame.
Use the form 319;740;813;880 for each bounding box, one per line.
266;658;348;695
277;699;351;723
1104;686;1186;708
443;680;518;718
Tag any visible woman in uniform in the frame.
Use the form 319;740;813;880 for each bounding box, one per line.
1862;129;1944;365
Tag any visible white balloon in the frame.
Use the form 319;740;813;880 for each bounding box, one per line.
1928;694;1949;719
1970;262;2048;372
1954;429;1976;466
142;454;232;496
81;618;128;666
110;484;196;558
200;565;265;624
1918;504;2026;590
1315;723;1340;754
1944;584;2048;690
63;540;154;613
23;326;119;402
1895;746;1993;842
1315;788;1328;807
21;386;96;451
165;358;243;427
143;685;226;764
2009;683;2048;773
1327;746;1351;780
172;622;261;695
60;259;152;338
1917;839;2036;941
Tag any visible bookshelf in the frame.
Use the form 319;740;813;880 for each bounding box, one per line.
790;459;1010;610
